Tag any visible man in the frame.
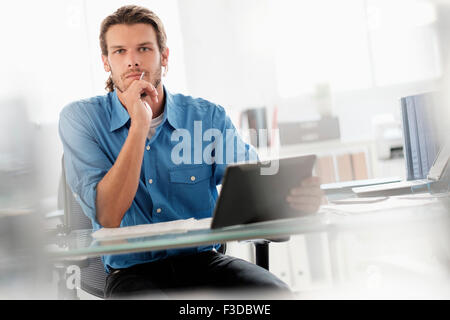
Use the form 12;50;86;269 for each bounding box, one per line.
59;5;323;299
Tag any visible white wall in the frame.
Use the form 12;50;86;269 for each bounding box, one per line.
177;0;278;111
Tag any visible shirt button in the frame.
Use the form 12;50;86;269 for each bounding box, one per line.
190;176;196;182
156;208;162;213
149;179;153;184
146;145;150;151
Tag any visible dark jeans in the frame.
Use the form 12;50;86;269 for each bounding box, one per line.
104;250;291;299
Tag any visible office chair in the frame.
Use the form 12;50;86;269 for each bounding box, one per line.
56;156;282;299
56;157;107;299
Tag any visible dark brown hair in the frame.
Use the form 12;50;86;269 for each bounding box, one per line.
100;5;167;92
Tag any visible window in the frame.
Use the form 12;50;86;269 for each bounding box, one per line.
367;0;441;86
269;0;441;99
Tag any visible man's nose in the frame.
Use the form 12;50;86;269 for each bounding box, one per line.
127;52;140;68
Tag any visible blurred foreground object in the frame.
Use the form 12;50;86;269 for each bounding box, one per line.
0;97;51;298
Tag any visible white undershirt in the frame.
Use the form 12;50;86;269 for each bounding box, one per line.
147;110;165;140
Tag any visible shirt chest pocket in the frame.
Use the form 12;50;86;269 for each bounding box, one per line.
168;165;213;214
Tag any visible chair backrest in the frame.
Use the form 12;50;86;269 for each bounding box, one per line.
61;156;107;298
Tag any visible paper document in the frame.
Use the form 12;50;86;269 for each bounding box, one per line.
321;195;439;215
329;197;388;205
92;217;212;240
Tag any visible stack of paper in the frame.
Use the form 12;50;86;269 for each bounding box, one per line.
92;217;212;240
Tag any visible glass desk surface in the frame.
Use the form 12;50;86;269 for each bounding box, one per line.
46;195;449;260
47;215;330;260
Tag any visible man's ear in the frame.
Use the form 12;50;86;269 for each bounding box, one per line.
102;55;111;72
161;47;169;69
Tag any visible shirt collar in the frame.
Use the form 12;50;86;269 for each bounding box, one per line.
109;86;181;132
164;87;182;130
109;90;130;132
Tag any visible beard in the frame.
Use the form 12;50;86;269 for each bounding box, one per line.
111;63;162;93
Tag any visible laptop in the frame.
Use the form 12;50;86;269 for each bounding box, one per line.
353;93;449;197
211;154;317;229
352;142;449;197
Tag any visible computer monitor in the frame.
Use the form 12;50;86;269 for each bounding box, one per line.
400;93;441;180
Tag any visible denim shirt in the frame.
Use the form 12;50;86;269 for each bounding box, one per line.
58;87;257;272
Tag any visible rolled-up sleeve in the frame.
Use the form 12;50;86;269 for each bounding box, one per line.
58;104;111;225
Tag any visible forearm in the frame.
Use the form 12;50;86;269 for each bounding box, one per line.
96;124;148;227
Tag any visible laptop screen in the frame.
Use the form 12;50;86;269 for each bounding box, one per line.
400;93;440;180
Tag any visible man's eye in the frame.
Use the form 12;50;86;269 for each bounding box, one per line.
115;49;125;54
140;47;151;52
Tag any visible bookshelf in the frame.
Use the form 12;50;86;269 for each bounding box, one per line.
259;139;376;184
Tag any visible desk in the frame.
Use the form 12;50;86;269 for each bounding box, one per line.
322;195;450;287
47;195;450;293
47;214;330;260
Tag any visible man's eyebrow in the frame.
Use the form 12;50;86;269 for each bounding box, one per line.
109;42;155;49
137;42;155;47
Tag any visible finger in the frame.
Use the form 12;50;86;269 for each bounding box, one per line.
143;90;158;105
126;80;149;101
290;187;324;197
286;195;322;206
128;78;149;90
289;203;320;214
142;100;153;113
141;92;158;107
141;82;158;104
130;80;157;96
289;187;324;196
287;193;322;201
301;176;321;187
290;205;321;215
139;81;156;95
